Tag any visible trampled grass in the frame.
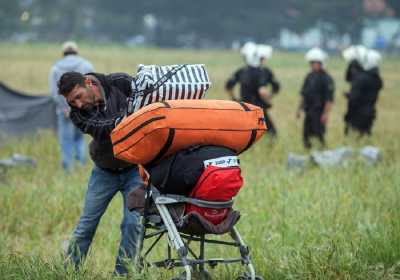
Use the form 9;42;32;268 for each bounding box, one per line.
0;43;399;279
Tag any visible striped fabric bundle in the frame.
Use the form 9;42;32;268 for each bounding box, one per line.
131;64;211;112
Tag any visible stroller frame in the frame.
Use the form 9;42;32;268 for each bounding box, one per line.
135;186;261;280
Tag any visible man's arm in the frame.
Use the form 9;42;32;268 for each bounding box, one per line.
69;109;122;141
296;96;304;119
225;70;240;101
69;73;134;140
297;74;309;119
258;86;272;105
266;68;280;94
257;68;279;106
321;101;333;123
321;75;335;124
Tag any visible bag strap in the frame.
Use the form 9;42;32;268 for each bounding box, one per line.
127;64;187;115
159;153;177;190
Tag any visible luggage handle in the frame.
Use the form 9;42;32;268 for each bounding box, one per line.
150;185;234;209
127;64;188;115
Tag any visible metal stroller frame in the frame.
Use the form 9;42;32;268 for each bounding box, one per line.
135;185;263;280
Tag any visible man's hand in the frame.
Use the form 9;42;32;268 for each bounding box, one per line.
321;101;333;124
258;86;272;104
63;108;71;118
320;113;328;124
226;89;238;102
296;109;302;119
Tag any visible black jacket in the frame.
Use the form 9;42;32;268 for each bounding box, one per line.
70;72;134;170
226;66;280;109
348;68;383;116
300;70;334;114
345;60;363;83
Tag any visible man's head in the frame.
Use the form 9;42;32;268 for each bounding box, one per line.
310;61;322;72
256;45;273;66
305;47;327;72
62;41;78;56
240;42;261;67
58;72;103;111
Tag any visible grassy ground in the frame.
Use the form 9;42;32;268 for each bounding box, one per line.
0;43;399;279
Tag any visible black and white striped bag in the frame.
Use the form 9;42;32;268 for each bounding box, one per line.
130;64;211;112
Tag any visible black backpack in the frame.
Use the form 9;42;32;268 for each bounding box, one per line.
145;145;237;195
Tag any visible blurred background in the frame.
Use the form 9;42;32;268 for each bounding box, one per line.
1;1;400;279
2;0;400;53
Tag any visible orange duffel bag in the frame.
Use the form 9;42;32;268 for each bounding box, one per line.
111;99;267;165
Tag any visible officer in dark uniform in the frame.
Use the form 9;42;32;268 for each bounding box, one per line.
342;45;367;135
297;48;334;149
346;50;383;136
225;43;280;136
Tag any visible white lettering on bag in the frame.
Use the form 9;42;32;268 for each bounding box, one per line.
203;156;240;168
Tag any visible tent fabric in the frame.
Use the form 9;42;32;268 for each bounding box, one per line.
0;82;56;136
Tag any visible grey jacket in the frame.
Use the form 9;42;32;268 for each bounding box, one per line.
49;54;94;114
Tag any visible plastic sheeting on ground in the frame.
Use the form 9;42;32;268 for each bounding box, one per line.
287;146;382;169
0;82;56;136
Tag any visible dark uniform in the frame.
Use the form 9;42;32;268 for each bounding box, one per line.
344;60;364;135
225;66;280;135
300;69;334;148
345;68;383;135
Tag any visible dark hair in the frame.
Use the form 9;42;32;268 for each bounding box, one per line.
58;71;85;96
63;50;78;56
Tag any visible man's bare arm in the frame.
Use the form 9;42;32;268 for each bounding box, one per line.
226;88;238;101
296;96;304;119
258;86;272;104
321;101;333;124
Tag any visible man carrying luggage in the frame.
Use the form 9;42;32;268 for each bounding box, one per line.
297;48;334;149
226;42;280;136
57;71;142;275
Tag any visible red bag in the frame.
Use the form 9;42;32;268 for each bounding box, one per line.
185;166;243;225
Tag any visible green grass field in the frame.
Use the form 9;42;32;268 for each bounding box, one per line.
0;43;399;280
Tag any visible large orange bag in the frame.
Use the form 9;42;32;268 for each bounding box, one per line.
111;99;267;165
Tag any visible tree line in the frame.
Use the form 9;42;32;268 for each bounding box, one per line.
1;0;399;47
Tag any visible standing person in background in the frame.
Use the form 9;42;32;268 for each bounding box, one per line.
343;45;367;84
256;44;281;136
49;41;94;172
297;48;334;149
342;45;367;135
226;42;280;137
345;50;383;136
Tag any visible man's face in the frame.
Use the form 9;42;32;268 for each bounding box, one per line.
310;61;322;72
65;82;97;111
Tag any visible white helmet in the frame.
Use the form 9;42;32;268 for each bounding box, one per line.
362;49;382;70
342;45;367;63
256;44;273;59
305;47;327;63
240;41;256;56
240;41;260;67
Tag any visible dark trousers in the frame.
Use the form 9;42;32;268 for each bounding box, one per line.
263;109;277;136
344;105;375;136
303;112;325;149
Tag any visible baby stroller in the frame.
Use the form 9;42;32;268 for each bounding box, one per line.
128;146;264;280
